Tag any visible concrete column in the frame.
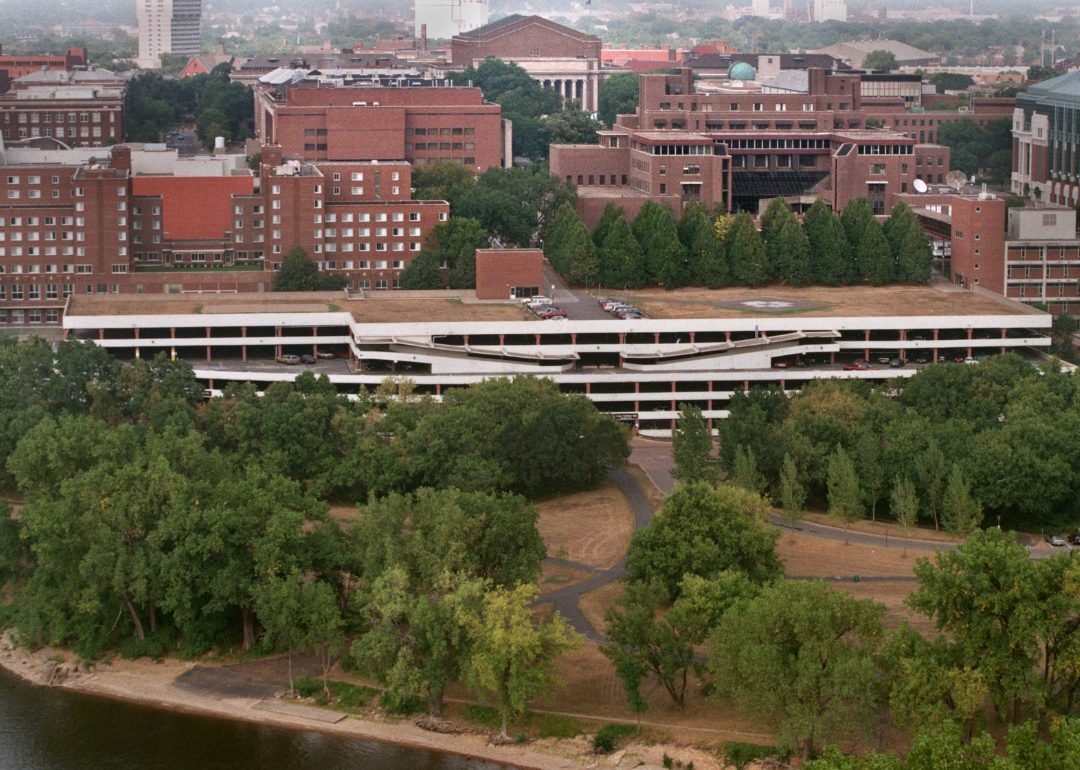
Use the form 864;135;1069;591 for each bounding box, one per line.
98;328;104;340
744;379;750;392
208;378;213;391
436;383;442;396
585;382;591;394
967;327;974;358
864;329;871;361
241;326;247;362
499;334;505;345
830;351;835;364
1002;327;1007;356
206;327;212;362
275;326;281;358
313;326;318;358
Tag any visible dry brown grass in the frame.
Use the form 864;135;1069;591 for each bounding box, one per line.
835;580;936;637
627;464;666;514
798;511;962;544
777;531;934;579
538;562;596;596
627;284;1025;320
344;299;533;323
535;478;635;570
577;581;625;638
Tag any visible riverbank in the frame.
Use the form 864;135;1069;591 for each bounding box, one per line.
0;634;731;770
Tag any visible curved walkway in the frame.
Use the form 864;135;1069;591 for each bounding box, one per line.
539;466;655;643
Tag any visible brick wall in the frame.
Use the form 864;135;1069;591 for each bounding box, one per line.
475;249;544;299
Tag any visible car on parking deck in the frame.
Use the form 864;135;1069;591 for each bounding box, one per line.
300;354;316;364
316;351;336;359
890;358;905;368
842;361;875;371
276;354;301;365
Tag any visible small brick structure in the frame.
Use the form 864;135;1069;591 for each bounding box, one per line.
475;248;544;300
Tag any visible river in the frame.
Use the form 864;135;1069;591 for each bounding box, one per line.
0;669;513;770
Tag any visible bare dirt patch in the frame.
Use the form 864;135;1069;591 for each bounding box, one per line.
535;479;634;570
777;531;932;579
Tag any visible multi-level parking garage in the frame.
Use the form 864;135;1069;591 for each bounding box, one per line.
63;285;1053;436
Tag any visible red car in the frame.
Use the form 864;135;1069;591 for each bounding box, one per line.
537;308;567;318
842;361;875;371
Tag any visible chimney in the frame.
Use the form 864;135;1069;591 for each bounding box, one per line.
421;23;428;51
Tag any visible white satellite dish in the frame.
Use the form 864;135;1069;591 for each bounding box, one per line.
913;178;929;193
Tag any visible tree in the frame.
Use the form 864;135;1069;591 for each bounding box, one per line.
353;567;484;718
598;72;639;127
760;197;799;279
626;482;782;598
602;572;751;709
411;161;477;208
855;432;886;522
827;445;863;541
464;584;582;739
546;206;598;285
941;464;983;537
599;215;647;289
857;218;894;286
273;246;345;291
863;50;899;72
804;199;853;285
890;476;920;557
710;580;885;760
671;403;716;485
633;202;686;287
779;452;807;531
917;439;947;530
727;212;769;287
885;203;933;283
398;252;446;290
731;443;767;496
775;219;813;286
680;204;729;288
542;109;603;149
456;166;575;248
255;571;343;697
592;203;626;250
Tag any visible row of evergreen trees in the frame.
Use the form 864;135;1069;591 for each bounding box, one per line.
544;196;934;291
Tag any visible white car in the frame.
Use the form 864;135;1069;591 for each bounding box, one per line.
523;296;552;306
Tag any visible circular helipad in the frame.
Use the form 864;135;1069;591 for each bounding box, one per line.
715;296;825;312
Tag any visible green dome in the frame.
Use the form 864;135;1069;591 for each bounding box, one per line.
727;61;756;80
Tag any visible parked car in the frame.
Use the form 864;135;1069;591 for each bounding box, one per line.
538;308;567;318
889;358;905;368
1046;533;1068;547
877;356;892;364
316;351;336;359
300;354;316;364
333;350;351;359
523;295;551;306
545;315;567;322
964;356;978;365
842;361;875;371
1067;533;1080;546
772;360;790;368
276;354;301;365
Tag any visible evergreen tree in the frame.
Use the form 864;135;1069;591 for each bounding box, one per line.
890;475;920;557
680;205;729;288
599;216;647;290
398;252;446;290
803;200;851;285
732;444;767;496
761;197;799;278
857;220;894;286
779;452;807;530
273;246;321;292
775;219;812;286
547;206;597;285
634;202;686;286
591;203;625;250
672;403;716;485
840;197;876;245
886;204;933;284
543;203;579;275
727;213;770;287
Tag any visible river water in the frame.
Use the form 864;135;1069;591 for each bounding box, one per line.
0;669;512;770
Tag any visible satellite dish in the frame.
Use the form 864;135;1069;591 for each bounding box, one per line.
913;178;929;193
946;170;968;190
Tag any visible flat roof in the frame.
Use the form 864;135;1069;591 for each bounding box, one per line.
618;285;1040;319
66;292;536;324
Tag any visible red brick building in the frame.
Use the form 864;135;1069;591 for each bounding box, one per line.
0;144;451;325
475;249;543;299
0;46;88;93
0;69;126;147
254;80;509;171
550;68;951;226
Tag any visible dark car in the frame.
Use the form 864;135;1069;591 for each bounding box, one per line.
300;354;316;364
889;358;905;368
1067;533;1080;547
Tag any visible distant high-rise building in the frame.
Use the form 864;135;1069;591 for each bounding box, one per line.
137;0;202;69
414;0;489;40
813;0;848;22
752;0;771;17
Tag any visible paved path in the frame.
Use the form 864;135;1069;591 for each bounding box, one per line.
540;466;655;643
542;262;610;321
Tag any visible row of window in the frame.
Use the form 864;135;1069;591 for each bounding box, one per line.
4;111;115;124
404;127;476;136
3;126;116;140
0;309;61;324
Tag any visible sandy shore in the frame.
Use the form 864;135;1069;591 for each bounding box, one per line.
0;634;734;770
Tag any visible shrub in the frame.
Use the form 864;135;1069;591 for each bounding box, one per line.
592;723;637;753
462;704;501;729
722;741;780;770
120;633;168;661
378;691;426;715
531;714;585;739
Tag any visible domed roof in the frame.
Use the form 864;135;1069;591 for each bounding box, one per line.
727;61;756;80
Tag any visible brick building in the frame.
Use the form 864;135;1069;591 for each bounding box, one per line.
0;144;450;325
450;15;609;113
474;248;543;299
550;67;951;226
903;188;1080;317
0;46;88;93
862;96;1015;144
1012;71;1080;206
254;77;509;171
0;69;126;147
